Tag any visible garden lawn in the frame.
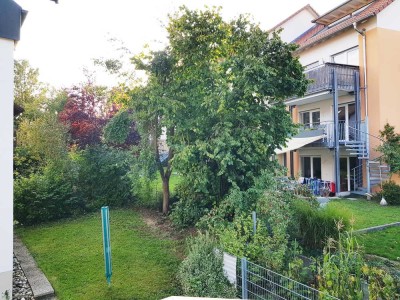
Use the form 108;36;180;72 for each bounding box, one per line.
327;199;400;230
359;227;400;261
16;209;182;300
327;199;400;260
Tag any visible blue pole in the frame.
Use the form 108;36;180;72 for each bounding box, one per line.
101;206;112;285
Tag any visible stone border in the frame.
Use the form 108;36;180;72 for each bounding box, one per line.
13;236;56;300
353;222;400;234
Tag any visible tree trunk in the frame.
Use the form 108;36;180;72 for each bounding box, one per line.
162;176;170;214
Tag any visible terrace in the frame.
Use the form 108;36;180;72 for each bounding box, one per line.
286;63;360;106
305;62;360;94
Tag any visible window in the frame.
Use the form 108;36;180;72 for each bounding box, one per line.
332;47;359;65
300;110;320;128
301;156;321;179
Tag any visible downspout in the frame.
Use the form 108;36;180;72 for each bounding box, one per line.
353;22;371;193
289;106;295;178
333;69;341;196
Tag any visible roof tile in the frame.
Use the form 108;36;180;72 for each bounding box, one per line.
294;0;394;51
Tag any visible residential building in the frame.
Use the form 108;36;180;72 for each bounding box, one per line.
273;0;400;195
0;0;27;297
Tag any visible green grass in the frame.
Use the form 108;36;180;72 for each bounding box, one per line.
327;199;400;230
17;209;182;300
359;227;400;261
327;199;400;260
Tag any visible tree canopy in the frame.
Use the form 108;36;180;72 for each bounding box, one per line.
128;7;308;214
166;7;307;198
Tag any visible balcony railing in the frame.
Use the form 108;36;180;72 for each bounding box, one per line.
305;63;359;95
299;121;366;147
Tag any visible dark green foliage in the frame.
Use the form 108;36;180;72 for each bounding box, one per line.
166;7;307;204
169;181;211;228
198;171;308;271
14;164;82;225
74;146;134;210
13;147;42;179
178;232;236;298
381;181;400;205
103;109;140;148
103;110;132;145
291;200;350;251
14;146;134;225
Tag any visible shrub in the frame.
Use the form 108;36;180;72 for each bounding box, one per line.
291;200;350;251
14;146;134;225
13;147;43;180
211;186;295;271
381;181;400;205
14;164;82;225
170;182;212;228
74;146;134;209
317;228;366;299
178;232;236;298
317;227;398;299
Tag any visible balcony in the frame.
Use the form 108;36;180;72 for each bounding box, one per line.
299;121;367;148
305;63;359;95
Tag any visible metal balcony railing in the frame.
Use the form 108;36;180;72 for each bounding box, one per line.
305;63;359;95
299;121;366;147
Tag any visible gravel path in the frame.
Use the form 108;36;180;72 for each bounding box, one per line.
13;254;35;300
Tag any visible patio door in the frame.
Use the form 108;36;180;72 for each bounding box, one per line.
338;103;356;141
340;157;358;191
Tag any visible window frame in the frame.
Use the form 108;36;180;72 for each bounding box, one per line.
301;156;322;179
331;46;359;66
299;109;320;128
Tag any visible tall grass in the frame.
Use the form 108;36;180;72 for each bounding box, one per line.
291;200;351;251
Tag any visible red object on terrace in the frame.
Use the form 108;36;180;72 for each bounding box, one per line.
330;182;336;194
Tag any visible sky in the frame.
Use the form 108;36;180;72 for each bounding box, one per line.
14;0;344;88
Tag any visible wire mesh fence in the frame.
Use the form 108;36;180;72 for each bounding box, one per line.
236;257;339;300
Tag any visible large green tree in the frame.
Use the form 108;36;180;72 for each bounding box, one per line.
108;7;307;215
129;50;176;214
166;7;307;201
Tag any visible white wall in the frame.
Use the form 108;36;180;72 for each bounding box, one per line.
377;0;400;31
297;95;355;123
0;37;14;298
276;9;316;43
299;29;359;66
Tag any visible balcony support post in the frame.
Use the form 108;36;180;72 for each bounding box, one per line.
333;69;341;195
355;71;361;140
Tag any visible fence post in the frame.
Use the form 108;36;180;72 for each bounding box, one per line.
252;211;257;235
241;257;248;299
362;281;369;300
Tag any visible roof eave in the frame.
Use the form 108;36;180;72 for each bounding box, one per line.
294;14;374;54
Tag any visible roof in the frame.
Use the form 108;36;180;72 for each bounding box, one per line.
313;0;375;25
294;0;395;52
268;4;319;32
0;0;27;41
